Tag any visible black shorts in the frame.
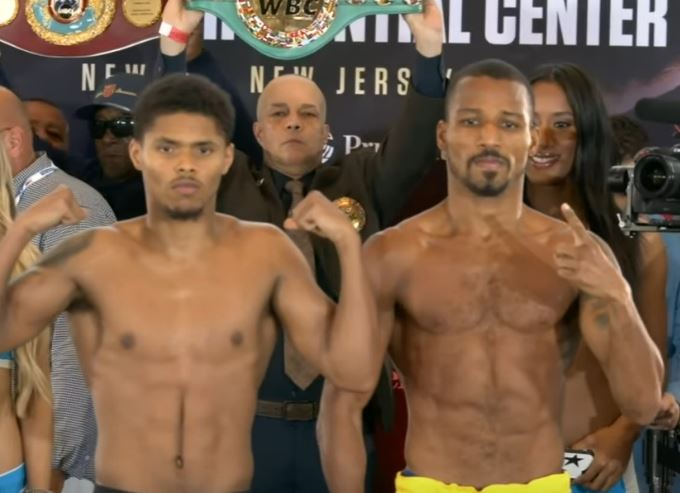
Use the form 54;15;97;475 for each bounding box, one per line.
94;486;134;493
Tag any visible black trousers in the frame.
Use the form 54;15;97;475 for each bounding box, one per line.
250;414;375;493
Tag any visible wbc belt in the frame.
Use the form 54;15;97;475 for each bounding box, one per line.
187;0;421;60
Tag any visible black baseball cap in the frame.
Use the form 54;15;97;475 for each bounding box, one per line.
75;73;147;120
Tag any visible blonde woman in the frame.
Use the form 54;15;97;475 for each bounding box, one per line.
0;142;52;493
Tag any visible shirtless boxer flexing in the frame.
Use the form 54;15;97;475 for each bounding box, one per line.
317;59;665;493
0;74;380;493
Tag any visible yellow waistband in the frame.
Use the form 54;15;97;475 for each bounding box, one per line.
395;471;571;493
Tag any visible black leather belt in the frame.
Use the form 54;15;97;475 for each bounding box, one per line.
256;399;319;421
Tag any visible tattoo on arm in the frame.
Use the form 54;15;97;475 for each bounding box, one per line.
584;295;611;331
38;230;96;268
594;313;611;329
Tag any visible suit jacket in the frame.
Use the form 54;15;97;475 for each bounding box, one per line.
216;86;444;429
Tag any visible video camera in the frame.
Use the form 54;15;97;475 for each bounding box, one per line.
609;146;680;236
609;98;680;236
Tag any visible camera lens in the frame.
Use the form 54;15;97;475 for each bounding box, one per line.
608;165;630;194
634;153;680;200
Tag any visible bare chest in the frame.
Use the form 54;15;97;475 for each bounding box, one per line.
398;243;575;336
72;256;277;368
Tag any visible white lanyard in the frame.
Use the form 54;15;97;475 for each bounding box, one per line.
15;164;58;205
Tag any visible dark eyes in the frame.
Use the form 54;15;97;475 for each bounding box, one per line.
501;121;519;129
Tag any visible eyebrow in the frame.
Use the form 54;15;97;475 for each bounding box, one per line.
155;137;217;146
500;111;525;118
268;102;320;111
456;108;525;118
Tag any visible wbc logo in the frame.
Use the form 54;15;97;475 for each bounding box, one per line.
236;0;337;49
258;0;322;18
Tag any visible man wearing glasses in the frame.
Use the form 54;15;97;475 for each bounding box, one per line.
75;73;147;219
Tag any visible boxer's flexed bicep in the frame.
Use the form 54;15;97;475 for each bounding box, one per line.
0;187;86;353
363;232;400;360
273;215;381;393
2;231;89;352
272;228;335;375
16;185;87;236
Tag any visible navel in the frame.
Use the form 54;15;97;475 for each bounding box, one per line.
120;333;136;350
231;331;244;347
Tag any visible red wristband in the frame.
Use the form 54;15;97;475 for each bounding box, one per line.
159;21;190;44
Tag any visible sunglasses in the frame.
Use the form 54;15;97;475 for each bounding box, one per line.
92;117;134;139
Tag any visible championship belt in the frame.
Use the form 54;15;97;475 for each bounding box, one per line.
186;0;421;60
0;0;165;57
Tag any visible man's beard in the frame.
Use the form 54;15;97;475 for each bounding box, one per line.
163;206;204;221
461;175;510;197
459;149;511;197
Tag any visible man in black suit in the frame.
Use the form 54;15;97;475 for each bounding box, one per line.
158;0;445;490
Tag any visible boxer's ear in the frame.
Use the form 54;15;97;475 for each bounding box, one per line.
129;138;143;172
222;143;234;176
436;120;448;158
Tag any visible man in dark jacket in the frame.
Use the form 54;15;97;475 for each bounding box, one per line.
74;73;148;219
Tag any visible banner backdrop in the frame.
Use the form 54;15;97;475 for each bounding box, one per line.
1;0;679;160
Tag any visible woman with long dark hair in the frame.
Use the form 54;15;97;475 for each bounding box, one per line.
525;63;668;493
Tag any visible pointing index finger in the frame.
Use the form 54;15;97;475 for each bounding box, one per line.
561;203;589;246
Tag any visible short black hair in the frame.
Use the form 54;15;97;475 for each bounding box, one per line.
22;97;63;112
133;73;235;142
445;59;533;119
609;114;650;162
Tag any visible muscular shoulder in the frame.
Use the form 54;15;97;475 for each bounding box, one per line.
225;216;288;244
365;210;431;284
219;216;296;260
366;224;416;260
523;206;587;250
37;226;117;270
523;206;568;234
528;208;621;267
